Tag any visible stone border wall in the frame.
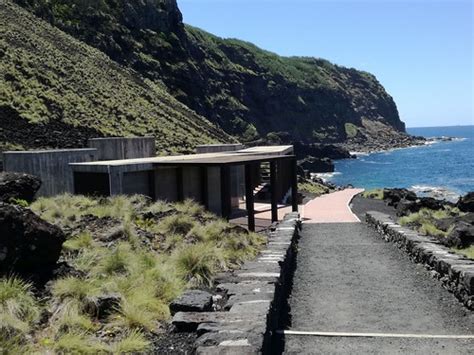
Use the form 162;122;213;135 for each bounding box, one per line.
366;211;474;309
172;212;301;354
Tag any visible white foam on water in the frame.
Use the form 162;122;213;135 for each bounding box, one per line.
410;185;460;202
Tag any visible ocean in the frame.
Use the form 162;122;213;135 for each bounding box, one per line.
325;125;474;200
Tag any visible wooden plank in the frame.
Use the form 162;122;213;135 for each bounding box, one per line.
245;164;255;232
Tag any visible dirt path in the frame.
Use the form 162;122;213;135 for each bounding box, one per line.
283;193;474;354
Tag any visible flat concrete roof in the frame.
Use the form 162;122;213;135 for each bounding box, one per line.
70;146;294;170
238;145;293;155
4;148;97;154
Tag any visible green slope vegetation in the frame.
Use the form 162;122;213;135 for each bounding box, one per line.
14;0;406;144
0;1;232;154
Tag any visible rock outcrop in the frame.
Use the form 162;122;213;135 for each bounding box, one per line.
14;0;411;148
457;192;474;213
0;172;41;203
0;202;65;274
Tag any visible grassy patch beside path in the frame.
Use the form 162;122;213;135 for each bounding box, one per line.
1;195;266;353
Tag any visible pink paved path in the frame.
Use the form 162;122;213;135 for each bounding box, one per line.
303;188;364;223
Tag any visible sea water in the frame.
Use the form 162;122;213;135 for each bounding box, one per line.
326;125;474;200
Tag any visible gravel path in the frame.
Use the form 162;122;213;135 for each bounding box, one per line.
284;195;474;354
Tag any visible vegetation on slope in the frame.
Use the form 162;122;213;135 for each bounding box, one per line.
0;2;232;154
1;195;266;353
14;0;406;144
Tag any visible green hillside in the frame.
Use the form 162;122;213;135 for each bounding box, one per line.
0;1;232;154
13;0;407;145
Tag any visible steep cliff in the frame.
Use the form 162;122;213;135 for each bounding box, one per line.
0;1;232;154
14;0;409;146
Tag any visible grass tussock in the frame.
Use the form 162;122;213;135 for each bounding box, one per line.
0;277;40;335
452;246;474;260
13;194;267;351
298;181;331;196
399;207;464;240
362;189;384;200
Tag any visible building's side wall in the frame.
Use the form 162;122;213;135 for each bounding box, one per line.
88;137;155;161
123;171;152;197
154;167;178;202
207;167;222;215
3;149;97;196
182;167;201;201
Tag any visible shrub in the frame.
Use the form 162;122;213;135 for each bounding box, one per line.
345;123;359;138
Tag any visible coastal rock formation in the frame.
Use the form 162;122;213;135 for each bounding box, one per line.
13;0;412;150
1;2;232;155
457;192;474;212
293;142;353;160
383;188;417;206
445;221;474;248
0;202;65;274
299;157;335;173
0;172;41;203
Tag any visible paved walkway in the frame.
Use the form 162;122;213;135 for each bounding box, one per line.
284;193;474;354
302;188;364;223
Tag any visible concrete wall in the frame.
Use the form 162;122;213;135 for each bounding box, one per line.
196;144;244;209
154;167;178;202
88;137;155;161
207;167;222;215
183;167;201;201
123;171;152;197
3;149;98;196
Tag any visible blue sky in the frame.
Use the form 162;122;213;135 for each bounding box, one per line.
178;0;473;128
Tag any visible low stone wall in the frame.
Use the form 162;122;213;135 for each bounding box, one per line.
172;212;301;354
366;211;474;309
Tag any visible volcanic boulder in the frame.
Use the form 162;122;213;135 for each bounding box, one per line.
457;192;474;213
0;172;41;203
0;203;65;274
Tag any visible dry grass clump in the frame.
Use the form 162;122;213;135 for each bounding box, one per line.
398;207;462;238
362;189;384;200
0;277;40;335
19;194;267;351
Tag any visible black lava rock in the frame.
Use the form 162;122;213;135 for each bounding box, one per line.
299;157;334;173
0;203;65;274
383;188;417;207
445;221;474;248
170;289;213;314
0;172;41;203
457;192;474;212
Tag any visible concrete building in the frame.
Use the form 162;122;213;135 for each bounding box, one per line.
3;139;297;231
3;149;98;196
70;145;297;231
